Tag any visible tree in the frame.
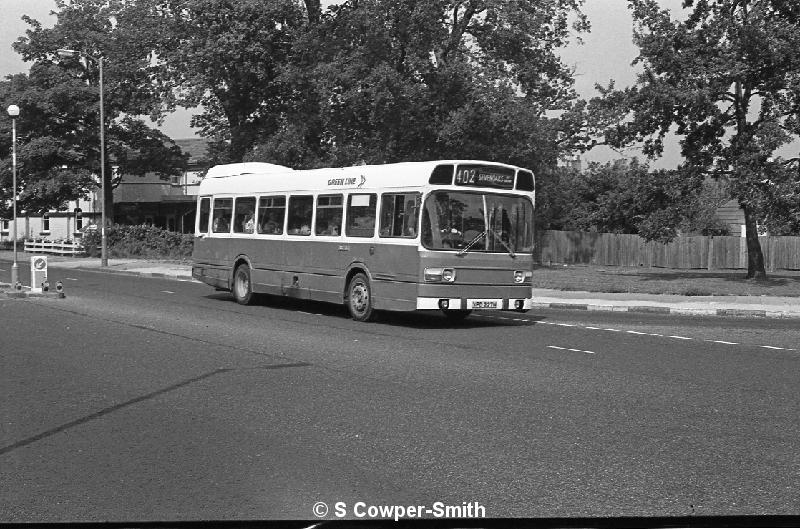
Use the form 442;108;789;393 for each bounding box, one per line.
128;0;307;164
5;0;187;219
593;0;800;278
1;68;96;218
538;159;728;239
249;0;590;171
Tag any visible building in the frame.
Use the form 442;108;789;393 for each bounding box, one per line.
1;138;209;243
1;194;98;243
715;199;746;236
112;138;208;233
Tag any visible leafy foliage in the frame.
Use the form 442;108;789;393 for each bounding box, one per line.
247;0;591;170
590;0;800;277
82;223;193;259
128;0;307;164
4;0;596;230
1;0;188;217
539;159;730;241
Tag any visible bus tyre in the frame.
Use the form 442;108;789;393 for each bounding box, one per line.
347;272;374;322
233;264;254;305
443;309;472;322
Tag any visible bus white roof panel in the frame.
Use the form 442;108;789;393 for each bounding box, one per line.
205;162;293;178
198;160;531;196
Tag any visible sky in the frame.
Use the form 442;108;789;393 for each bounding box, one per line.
1;0;685;167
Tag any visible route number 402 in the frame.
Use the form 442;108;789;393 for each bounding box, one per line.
455;169;478;184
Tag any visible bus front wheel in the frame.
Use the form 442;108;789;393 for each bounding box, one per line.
232;264;254;305
347;272;374;322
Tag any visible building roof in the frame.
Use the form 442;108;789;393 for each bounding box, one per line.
173;138;209;165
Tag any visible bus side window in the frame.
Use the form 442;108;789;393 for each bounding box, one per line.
233;196;256;234
257;195;285;235
287;195;313;235
346;194;377;238
198;197;211;233
212;198;233;233
379;192;420;238
315;194;343;236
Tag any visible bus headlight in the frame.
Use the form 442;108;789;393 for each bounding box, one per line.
442;268;455;282
513;270;532;283
424;267;456;282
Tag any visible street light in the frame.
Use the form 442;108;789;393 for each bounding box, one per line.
57;48;107;267
6;104;19;286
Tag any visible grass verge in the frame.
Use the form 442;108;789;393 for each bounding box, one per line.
532;264;800;297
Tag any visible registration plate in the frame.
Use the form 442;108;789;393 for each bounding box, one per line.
469;299;500;309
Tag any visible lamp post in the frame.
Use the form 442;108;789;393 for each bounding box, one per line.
6;104;19;285
57;48;107;267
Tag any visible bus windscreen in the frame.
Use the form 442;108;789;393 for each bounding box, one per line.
421;191;533;253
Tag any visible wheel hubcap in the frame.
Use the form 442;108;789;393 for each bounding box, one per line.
351;283;368;313
236;271;248;297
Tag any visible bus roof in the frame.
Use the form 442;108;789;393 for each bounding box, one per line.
205;162;293;178
198;160;533;196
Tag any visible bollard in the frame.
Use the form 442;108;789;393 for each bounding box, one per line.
55;280;63;293
15;281;22;291
42;279;50;292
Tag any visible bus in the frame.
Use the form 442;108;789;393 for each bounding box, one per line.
192;160;535;322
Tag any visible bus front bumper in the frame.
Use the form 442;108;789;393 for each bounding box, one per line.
416;297;533;311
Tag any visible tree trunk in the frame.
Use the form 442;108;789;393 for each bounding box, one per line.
304;0;321;24
741;202;766;279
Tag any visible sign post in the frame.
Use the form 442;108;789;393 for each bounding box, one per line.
31;255;48;293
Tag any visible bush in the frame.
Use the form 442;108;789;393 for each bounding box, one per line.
83;224;194;259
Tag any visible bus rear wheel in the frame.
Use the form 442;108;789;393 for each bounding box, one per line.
442;309;472;322
232;263;254;305
347;272;374;322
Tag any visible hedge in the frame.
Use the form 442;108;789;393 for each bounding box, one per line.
82;224;194;259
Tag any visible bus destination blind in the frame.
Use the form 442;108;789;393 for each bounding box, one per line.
454;165;515;189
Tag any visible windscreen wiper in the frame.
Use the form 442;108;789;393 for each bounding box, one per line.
487;229;516;258
457;230;487;256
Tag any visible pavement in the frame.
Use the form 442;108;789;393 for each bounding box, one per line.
2;250;800;319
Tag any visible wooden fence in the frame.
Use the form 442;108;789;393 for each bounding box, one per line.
24;240;85;256
534;230;800;271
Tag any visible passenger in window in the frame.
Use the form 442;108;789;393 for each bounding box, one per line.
242;210;255;233
326;215;341;236
288;202;312;234
260;211;281;234
404;200;418;236
322;219;341;236
213;216;229;232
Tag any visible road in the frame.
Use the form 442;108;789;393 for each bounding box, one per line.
1;261;799;521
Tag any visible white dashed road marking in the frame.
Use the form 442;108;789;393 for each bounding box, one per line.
547;345;596;354
476;314;796;352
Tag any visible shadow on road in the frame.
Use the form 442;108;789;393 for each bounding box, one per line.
203;291;543;329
